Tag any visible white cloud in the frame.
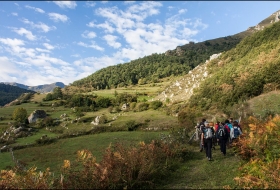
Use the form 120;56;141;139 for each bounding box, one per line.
73;55;119;75
11;12;18;16
21;18;56;33
85;1;95;7
0;56;20;82
53;1;77;9
71;54;80;58
36;48;51;53
87;21;115;33
88;1;207;63
103;34;121;49
25;5;45;13
48;13;68;23
43;43;55;50
124;1;135;5
127;1;162;17
179;9;187;14
81;31;96;39
12;28;36;41
95;7;135;33
77;41;104;51
168;6;174;10
0;38;38;59
0;38;25;47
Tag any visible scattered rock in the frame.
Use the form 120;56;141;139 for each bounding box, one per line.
28;110;47;123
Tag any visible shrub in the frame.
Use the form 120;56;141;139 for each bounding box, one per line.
136;102;149;112
0;140;190;189
150;100;163;110
35;137;57;145
126;120;137;131
234;115;280;189
130;102;136;110
98;115;107;124
12;107;27;123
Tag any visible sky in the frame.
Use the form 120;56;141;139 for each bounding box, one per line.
0;1;279;86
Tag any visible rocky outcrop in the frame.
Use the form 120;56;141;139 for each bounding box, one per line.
91;116;101;125
121;103;129;111
153;53;222;104
28;110;47;123
0;125;35;145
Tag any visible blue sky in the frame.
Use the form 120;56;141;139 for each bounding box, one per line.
0;1;279;86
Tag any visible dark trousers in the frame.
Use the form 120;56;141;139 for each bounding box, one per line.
204;138;212;159
219;138;227;155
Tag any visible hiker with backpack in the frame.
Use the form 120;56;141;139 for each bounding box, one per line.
197;118;206;152
230;120;242;143
225;119;233;146
209;122;216;150
201;121;215;161
216;122;229;156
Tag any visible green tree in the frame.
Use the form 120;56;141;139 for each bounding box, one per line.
53;87;63;99
12;107;27;123
44;93;53;101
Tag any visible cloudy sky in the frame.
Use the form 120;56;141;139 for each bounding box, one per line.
0;1;279;86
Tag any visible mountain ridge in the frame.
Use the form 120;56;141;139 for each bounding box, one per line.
0;82;65;93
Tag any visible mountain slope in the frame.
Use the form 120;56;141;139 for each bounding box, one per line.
1;82;65;93
0;84;35;106
152;10;280;107
186;14;280;111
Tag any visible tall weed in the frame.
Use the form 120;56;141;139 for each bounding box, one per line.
234;115;280;189
0;139;188;189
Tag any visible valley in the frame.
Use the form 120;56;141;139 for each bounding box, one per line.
1;9;280;189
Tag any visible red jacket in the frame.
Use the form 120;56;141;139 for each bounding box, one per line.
214;124;219;132
224;124;230;133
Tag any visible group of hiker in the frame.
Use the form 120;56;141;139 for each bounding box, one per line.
195;118;242;161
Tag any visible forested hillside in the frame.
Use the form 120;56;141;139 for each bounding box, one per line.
0;84;35;106
70;11;279;92
71;36;244;90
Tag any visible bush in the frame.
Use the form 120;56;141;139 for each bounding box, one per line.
12;107;27;123
177;106;201;132
35;137;57;145
234;115;280;189
130;102;137;110
136;102;149;112
150;100;163;110
98;115;107;124
126;120;137;131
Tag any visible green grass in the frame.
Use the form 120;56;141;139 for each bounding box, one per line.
13;129;58;146
0;131;167;173
248;90;280;118
158;144;243;189
82;83;168;101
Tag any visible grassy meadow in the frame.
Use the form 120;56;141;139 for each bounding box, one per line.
0;131;166;173
0;84;178;174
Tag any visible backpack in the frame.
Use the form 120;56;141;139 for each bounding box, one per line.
199;124;205;134
233;127;240;138
217;126;225;138
204;128;213;139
